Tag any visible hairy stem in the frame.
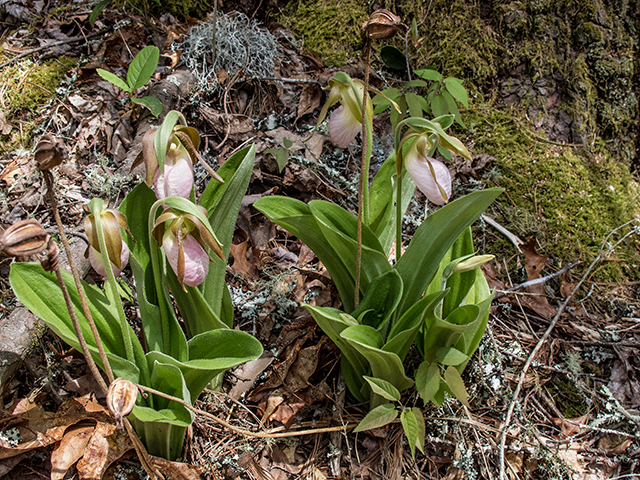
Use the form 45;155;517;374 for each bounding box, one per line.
43;171;113;386
355;36;372;309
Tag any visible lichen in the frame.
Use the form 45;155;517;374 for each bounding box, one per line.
280;0;368;66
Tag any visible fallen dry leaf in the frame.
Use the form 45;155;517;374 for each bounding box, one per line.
519;239;557;319
228;352;275;401
150;455;204;480
50;425;94;480
295;83;322;124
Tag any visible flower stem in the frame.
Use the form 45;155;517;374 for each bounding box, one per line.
355;35;373;309
42;171;113;387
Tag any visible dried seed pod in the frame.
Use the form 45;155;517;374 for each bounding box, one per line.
0;219;49;257
41;238;60;272
35;134;65;171
362;9;406;40
107;378;138;430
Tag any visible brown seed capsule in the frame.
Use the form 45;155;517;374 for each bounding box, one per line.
0;219;49;257
362;9;406;40
107;378;138;430
34;134;64;171
41;238;60;272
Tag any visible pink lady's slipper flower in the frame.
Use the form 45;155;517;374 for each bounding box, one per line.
135;121;223;201
84;199;131;277
404;135;452;205
152;207;223;289
153;141;194;200
313;75;373;148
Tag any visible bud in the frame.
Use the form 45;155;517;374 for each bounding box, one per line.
107;378;138;430
83;199;131;276
452;255;495;273
35;134;64;171
0;219;49;257
362;9;406;40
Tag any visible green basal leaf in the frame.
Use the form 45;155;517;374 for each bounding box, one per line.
363;376;401;402
414;68;443;82
96;68;130;93
401;408;420;458
444;366;470;407
89;0;111;27
384;290;448;361
351;270;403;332
9;263;149;381
415;361;441;404
127;45;160;91
380;45;407;70
422;305;479;363
146;329;262;401
443;77;469;108
341;325;414;405
435;347;469;366
256;197;357;312
132;95;163;117
353;403;398;432
303;305;368;402
396;188;502;316
200;145;254;326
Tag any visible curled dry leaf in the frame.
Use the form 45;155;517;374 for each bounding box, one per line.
34;134;65;171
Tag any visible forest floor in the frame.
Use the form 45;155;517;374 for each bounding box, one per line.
0;3;639;480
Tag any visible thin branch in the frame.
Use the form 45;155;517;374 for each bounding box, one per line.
498;218;640;480
493;261;581;300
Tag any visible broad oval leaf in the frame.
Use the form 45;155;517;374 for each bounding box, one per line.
430;92;449;117
363;376;401;402
443;77;469;108
127;45;160;91
96;68;130;93
353;403;398;432
380;45;406;70
414;68;443;82
415;361;440;404
132;95;163;117
444;366;470;407
400;408;420;458
435;347;469;366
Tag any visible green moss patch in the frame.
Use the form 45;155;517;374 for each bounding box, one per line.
0;56;74;153
467;105;640;282
281;0;368;66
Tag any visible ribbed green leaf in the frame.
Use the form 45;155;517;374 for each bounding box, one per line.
127;45;159;91
132;95;163;117
96;68;130;92
363;376;401;402
353;403;398;432
395;188;502;316
444;366;470;407
415;361;440;404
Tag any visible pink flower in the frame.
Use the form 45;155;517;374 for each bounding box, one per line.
404;136;452;205
330;105;363;148
162;228;209;287
88;241;129;277
153;144;194;200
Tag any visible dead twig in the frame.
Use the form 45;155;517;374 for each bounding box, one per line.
498;218;640;480
494;261;581;300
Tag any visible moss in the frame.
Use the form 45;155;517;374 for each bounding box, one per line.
280;0;368;66
0;56;74;153
467;105;640;282
548;375;588;418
